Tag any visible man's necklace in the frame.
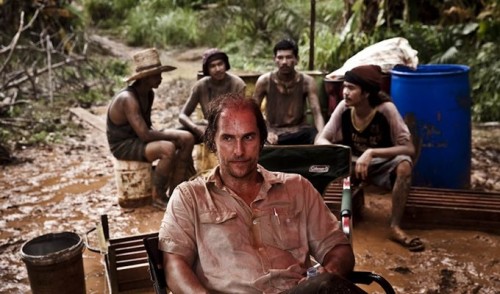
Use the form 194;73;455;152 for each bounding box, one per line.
351;108;377;132
274;72;300;94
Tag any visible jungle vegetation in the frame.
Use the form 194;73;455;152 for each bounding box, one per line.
0;0;498;150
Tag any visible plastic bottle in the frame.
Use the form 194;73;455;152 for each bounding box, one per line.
307;265;319;278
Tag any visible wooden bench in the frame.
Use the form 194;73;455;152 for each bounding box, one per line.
105;232;158;293
324;183;500;234
401;187;500;234
322;180;365;221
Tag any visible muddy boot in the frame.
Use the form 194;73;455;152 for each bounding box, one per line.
152;172;169;210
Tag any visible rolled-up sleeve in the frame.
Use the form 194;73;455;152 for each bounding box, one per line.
292;175;351;264
158;184;197;265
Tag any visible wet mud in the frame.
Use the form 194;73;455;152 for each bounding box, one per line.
1;46;500;293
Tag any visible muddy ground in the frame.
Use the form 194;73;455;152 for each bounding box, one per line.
1;40;500;293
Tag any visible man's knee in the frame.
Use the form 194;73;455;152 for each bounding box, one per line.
181;131;196;148
152;141;176;160
396;160;412;178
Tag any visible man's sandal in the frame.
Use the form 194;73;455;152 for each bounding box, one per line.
390;235;425;252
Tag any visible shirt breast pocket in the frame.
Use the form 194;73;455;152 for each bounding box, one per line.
198;211;240;245
259;208;301;250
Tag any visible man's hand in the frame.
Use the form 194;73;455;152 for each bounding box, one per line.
194;125;205;141
267;132;279;144
355;149;373;180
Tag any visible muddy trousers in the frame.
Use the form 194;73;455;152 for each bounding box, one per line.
286;273;367;294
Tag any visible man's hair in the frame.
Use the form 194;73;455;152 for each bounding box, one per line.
273;39;299;58
204;93;268;153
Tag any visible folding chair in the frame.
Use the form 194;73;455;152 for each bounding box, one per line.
143;234;167;294
143;144;395;293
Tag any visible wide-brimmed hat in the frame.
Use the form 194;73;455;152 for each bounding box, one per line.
124;48;176;83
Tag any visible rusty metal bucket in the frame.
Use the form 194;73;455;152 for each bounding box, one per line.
20;232;86;294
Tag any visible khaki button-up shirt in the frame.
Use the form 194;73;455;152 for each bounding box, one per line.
159;165;349;293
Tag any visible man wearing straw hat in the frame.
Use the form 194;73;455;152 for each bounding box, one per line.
106;48;195;208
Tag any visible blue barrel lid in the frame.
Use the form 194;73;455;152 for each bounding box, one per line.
391;64;470;76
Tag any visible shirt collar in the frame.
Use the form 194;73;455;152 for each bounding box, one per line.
205;164;284;190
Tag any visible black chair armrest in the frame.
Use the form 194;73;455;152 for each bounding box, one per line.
143;234;168;294
348;271;395;294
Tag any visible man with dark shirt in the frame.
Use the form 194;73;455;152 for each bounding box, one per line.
107;48;195;208
253;39;324;145
316;64;424;252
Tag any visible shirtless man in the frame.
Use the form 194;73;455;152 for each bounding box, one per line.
179;48;245;143
106;48;195;207
253;39;324;145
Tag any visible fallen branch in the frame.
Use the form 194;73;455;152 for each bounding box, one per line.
46;35;54;104
0;116;33;127
0;8;42;72
2;56;86;91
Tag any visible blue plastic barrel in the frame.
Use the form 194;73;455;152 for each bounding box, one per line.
390;64;471;189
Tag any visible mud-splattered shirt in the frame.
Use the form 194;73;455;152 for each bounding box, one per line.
158;165;349;293
183;73;245;119
322;100;411;157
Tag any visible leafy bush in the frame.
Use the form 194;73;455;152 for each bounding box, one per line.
469;42;500;122
73;0;500;122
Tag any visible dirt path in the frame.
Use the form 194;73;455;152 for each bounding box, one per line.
1;39;499;293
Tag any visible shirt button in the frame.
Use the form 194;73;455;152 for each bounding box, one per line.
253;220;258;225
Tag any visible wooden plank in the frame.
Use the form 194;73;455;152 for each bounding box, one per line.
109;232;157;244
116;257;149;267
323;181;365;220
105;232;158;293
323;182;500;234
114;244;146;254
402;206;500;234
116;265;152;291
116;264;150;281
105;247;120;293
401;187;500;234
116;252;148;268
69;107;106;133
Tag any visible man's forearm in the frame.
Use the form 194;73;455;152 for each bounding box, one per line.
164;253;209;294
322;244;355;278
179;114;198;133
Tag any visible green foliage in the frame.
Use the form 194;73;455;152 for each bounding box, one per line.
84;0;202;47
65;0;500;122
153;8;200;47
83;0;136;28
299;24;340;71
316;0;500;122
469;42;500;122
202;0;309;66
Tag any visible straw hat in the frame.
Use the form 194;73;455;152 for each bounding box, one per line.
124;48;176;83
